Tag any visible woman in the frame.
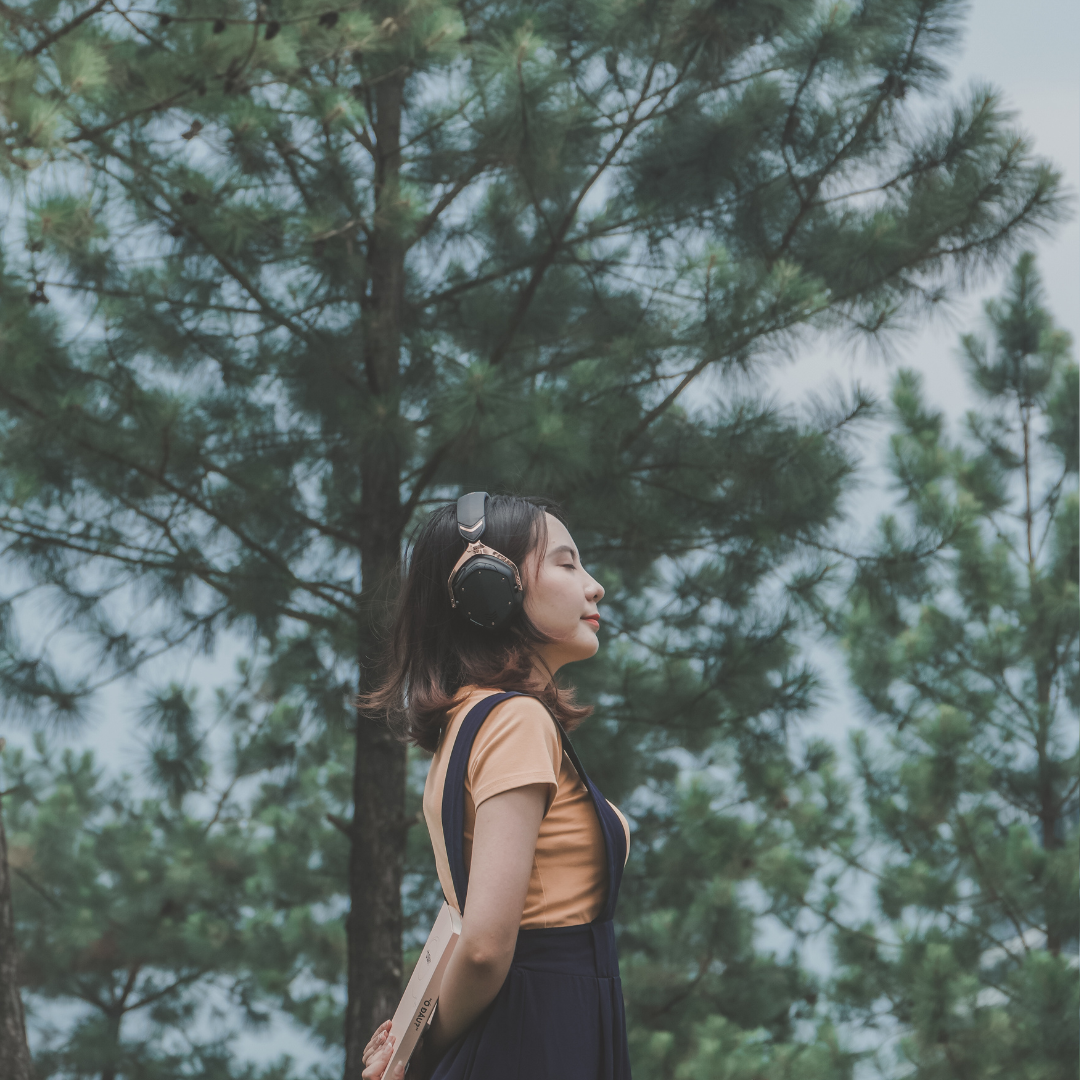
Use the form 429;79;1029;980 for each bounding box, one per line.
361;491;631;1080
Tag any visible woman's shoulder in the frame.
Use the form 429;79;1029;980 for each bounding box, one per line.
463;691;563;807
433;685;552;749
452;687;562;768
449;685;555;724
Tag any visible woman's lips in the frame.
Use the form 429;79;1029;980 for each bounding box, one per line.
582;616;600;627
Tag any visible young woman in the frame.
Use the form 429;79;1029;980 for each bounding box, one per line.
360;492;631;1080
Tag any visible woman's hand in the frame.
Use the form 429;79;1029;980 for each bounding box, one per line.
361;1020;405;1080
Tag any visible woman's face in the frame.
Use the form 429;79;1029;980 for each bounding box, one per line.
522;513;605;675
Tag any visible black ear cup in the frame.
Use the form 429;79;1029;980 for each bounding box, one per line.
452;555;524;630
447;492;524;630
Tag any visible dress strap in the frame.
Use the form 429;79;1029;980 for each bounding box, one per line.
441;691;523;912
558;731;627;922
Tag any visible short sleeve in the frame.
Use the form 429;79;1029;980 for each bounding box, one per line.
467;696;561;814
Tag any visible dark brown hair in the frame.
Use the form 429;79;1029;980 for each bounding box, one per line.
360;494;593;752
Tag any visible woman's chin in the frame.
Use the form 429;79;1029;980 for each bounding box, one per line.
543;630;601;672
576;630;601;658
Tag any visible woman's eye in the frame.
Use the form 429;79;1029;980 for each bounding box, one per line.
561;563;576;570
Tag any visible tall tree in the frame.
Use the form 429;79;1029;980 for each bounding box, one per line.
0;0;1065;1075
0;741;35;1080
831;253;1078;1079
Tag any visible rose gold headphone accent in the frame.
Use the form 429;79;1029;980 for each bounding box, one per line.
446;541;523;607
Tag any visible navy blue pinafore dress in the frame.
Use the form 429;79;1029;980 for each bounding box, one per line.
429;691;632;1080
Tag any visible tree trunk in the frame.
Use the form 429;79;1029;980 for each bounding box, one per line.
99;1010;122;1080
0;778;34;1080
344;69;409;1080
1035;645;1063;955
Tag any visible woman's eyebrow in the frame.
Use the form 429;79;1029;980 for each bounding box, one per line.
548;544;579;561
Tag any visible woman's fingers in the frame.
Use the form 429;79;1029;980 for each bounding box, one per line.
357;1020;409;1080
361;1033;397;1080
361;1020;393;1067
365;1019;392;1046
361;1031;387;1066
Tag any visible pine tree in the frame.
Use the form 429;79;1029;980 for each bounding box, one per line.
831;253;1079;1079
0;0;1067;1075
0;657;357;1080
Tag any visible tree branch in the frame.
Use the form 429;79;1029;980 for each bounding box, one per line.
27;0;108;57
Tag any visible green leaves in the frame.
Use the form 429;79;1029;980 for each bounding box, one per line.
832;255;1079;1079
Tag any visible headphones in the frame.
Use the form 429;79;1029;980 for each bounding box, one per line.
446;491;524;630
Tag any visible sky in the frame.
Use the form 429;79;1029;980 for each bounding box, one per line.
759;0;1080;745
774;0;1080;423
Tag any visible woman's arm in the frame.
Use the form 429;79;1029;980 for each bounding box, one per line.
424;782;547;1058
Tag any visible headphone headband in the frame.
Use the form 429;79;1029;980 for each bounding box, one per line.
456;491;489;543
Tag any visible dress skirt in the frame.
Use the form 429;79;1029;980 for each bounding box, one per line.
430;921;630;1080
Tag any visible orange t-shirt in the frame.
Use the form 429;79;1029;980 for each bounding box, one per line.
422;687;630;929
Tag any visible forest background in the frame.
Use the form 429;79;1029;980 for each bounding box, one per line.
0;0;1076;1079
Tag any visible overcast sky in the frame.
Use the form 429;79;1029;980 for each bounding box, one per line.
773;0;1080;421
763;0;1080;744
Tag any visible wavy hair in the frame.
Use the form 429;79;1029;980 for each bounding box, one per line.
360;494;592;752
